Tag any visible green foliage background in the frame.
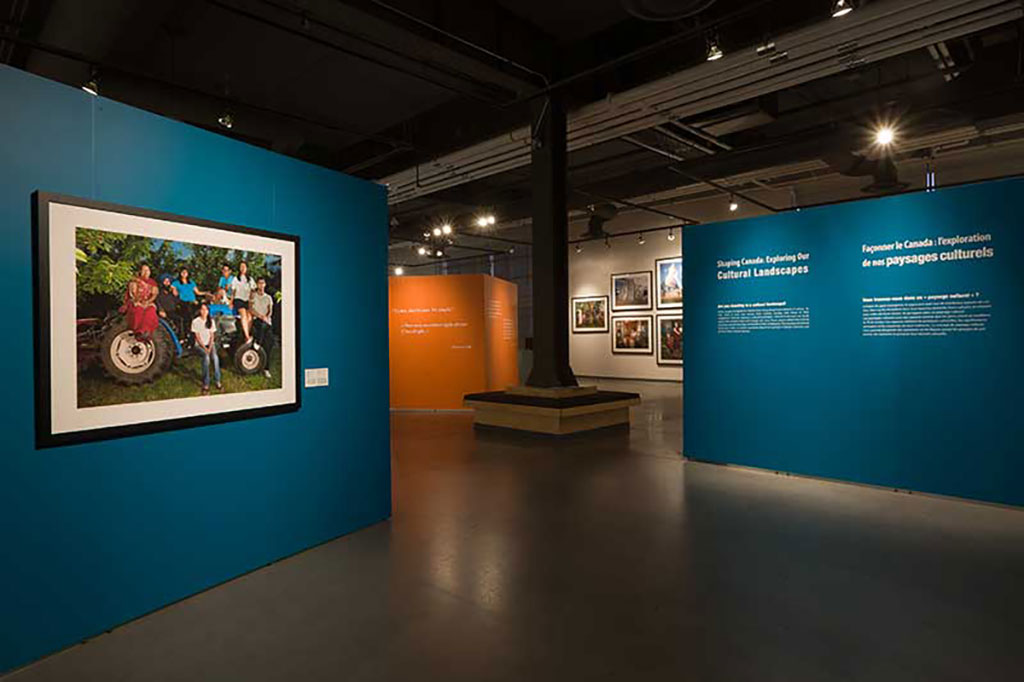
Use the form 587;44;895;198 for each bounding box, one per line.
76;227;277;303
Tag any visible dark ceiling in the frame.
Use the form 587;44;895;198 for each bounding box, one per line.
3;0;1023;251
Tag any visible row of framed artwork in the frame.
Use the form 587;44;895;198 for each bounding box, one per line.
570;257;683;365
571;302;682;365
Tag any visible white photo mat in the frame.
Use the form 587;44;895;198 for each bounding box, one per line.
46;200;298;438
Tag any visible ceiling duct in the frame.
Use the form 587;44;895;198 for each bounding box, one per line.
582;204;619;239
621;0;719;22
823;151;910;194
380;0;1023;205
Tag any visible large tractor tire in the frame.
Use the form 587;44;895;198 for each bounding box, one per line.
233;342;267;376
100;321;172;385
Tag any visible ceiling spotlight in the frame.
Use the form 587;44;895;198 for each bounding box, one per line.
441;223;453;235
729;196;740;212
217;112;234;129
432;227;443;237
831;0;854;18
435;250;443;257
667;228;676;241
393;266;404;276
575;243;583;254
417;246;427;256
874;126;896;146
706;36;724;62
508;247;515;255
476;216;488;228
81;69;99;95
638;233;646;245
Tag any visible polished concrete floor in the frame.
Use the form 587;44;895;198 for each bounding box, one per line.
7;379;1023;681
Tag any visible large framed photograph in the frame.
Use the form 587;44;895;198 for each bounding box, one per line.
612;316;653;354
656;256;683;309
571;295;609;333
656;314;683;365
34;192;300;447
611;271;652;311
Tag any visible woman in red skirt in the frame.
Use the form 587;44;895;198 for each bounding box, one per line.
122;263;159;339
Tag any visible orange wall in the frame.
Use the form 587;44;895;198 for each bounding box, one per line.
389;274;518;409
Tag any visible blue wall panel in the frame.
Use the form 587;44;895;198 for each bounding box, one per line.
684;179;1024;506
0;65;390;672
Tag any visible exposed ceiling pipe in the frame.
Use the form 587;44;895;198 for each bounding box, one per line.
379;0;1023;204
621;0;719;22
363;0;550;85
208;0;510;106
623;135;782;211
0;25;414;151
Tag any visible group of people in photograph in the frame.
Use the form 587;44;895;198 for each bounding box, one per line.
121;261;275;392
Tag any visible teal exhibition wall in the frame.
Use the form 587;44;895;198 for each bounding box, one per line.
0;65;391;671
683;178;1024;506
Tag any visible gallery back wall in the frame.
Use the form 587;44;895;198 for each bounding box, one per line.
569;230;684;381
0;65;390;673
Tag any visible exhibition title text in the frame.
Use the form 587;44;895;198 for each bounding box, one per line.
861;232;994;268
716;251;811;280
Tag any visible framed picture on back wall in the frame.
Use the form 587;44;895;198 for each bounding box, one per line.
656;313;683;365
612;316;653;354
33;192;301;447
655;256;683;309
571;295;609;333
611;271;653;311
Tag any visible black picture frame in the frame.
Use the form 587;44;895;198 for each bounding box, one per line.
571;295;610;333
655;256;683;310
656;313;683;366
610;270;653;312
611;315;654;355
33;191;302;448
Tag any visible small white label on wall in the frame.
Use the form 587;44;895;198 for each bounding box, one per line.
304;368;329;388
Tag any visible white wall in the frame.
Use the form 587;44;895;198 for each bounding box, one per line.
569;229;683;381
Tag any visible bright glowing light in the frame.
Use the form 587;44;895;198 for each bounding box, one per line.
638;233;646;245
706;39;724;62
476;217;488;228
831;0;854;18
435;250;443;257
217;113;234;130
488;215;496;225
417;246;427;256
81;80;99;96
393;267;404;276
667;228;676;241
441;223;453;235
729;199;739;212
432;227;442;237
575;243;583;254
875;126;895;146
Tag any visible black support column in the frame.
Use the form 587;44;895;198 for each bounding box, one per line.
526;94;577;388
